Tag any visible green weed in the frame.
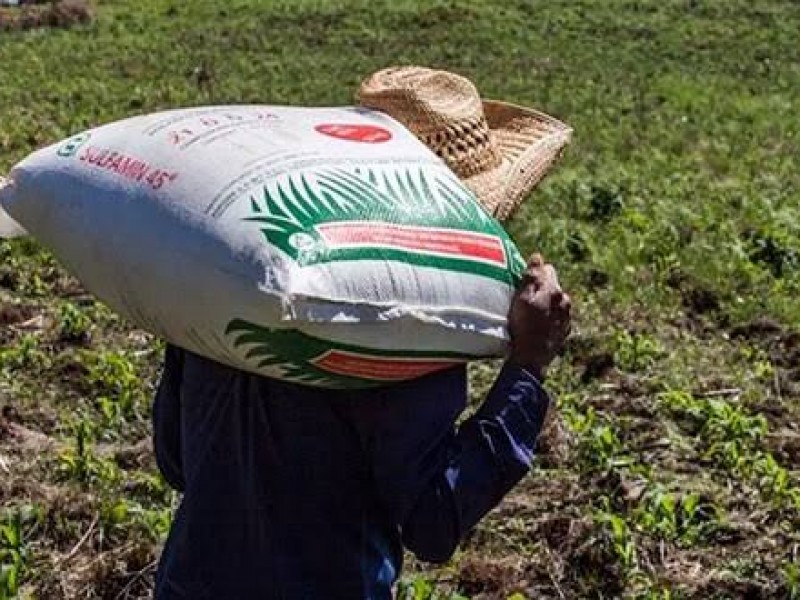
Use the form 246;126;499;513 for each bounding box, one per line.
613;331;663;373
658;389;767;470
565;406;628;471
0;334;49;373
634;487;721;546
594;499;637;572
751;452;800;509
57;418;120;486
395;577;468;600
659;390;800;508
784;561;800;600
738;345;776;382
57;302;91;343
0;506;42;599
82;350;148;435
84;351;143;399
100;498;171;544
633;586;680;600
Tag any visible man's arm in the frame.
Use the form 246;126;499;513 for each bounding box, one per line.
397;364;549;563
152;344;186;492
367;254;570;563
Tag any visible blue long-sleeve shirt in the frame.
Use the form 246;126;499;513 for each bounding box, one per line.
152;344;550;599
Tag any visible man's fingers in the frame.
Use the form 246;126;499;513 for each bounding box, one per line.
520;270;543;291
520;257;555;291
550;290;569;320
528;253;544;267
552;293;572;333
545;264;560;289
551;291;571;312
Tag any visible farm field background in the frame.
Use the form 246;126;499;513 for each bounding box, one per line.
1;0;799;598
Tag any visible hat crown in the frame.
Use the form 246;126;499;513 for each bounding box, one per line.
357;66;572;222
357;67;502;178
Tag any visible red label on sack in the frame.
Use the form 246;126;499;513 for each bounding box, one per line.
314;124;392;143
316;222;507;267
312;350;458;380
78;146;179;190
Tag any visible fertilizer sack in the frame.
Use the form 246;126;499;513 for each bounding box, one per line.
0;106;528;388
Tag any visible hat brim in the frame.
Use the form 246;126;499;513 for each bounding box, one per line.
463;100;572;222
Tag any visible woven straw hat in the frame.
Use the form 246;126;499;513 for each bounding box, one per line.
357;66;572;221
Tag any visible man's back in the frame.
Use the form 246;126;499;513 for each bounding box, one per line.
153;345;549;599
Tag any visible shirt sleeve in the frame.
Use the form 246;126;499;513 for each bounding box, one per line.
152;344;186;492
366;363;550;563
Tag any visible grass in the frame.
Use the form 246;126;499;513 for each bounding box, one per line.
0;0;799;597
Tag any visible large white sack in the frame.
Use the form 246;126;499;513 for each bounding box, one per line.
0;178;26;237
0;105;527;388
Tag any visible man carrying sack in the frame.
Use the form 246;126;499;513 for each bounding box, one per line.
152;66;572;599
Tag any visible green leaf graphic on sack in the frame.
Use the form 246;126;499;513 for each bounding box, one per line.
244;166;526;283
225;320;473;388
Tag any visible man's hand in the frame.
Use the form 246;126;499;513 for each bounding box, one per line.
507;254;571;378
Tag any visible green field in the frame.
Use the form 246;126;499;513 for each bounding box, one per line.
1;0;799;598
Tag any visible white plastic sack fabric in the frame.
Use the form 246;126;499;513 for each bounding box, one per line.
0;178;26;237
0;106;527;388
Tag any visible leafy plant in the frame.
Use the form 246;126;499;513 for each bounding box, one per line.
57;301;91;343
84;351;142;399
128;470;173;505
594;499;637;572
658;390;767;466
57;418;120;486
0;334;49;372
704;402;767;470
100;498;171;544
565;406;627;471
659;389;800;508
82;350;147;433
784;561;800;600
634;487;721;546
633;586;678;600
0;506;42;599
613;330;663;372
751;453;800;509
395;577;468;600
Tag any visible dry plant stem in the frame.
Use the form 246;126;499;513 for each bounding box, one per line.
113;559;158;600
59;513;99;564
695;388;742;398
